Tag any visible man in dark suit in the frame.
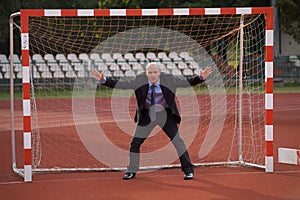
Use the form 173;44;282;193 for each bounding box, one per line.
91;62;212;180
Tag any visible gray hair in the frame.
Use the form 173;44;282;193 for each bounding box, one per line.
145;62;160;71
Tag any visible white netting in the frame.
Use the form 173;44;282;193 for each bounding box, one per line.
22;13;265;171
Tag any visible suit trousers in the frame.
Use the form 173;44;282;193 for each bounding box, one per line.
127;108;194;174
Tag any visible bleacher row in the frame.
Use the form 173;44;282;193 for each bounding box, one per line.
0;52;203;80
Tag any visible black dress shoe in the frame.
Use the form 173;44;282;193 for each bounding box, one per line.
123;172;136;180
184;172;194;180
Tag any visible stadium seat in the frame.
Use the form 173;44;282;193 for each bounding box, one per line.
32;71;40;79
77;70;87;78
112;53;123;60
67;53;82;70
44;54;60;69
101;53;114;64
171;69;182;76
37;65;50;72
182;68;194;76
158;63;166;71
124;53;135;60
4;71;15;79
124;53;138;65
295;60;300;67
179;51;193;60
53;71;65;78
289;55;298;62
146;52;156;60
97;63;108;71
9;54;21;63
16;71;23;79
14;65;22;72
79;53;90;61
32;54;47;69
135;52;146;62
177;61;188;70
65;70;77;78
109;63;120;71
136;69;145;75
132;63;143;71
161;57;172;64
44;54;56;62
125;69;136;77
168;52;178;59
1;64;10;73
90;53;103;62
116;57;127;65
113;70;124;78
157;52;168;59
49;65;62;72
0;55;9;74
73;64;84;71
61;63;73;72
56;54;68;62
166;62;177;70
160;68;170;74
0;54;9;64
41;71;53;79
56;54;72;71
120;63;131;71
8;54;22;69
32;54;44;62
67;53;79;62
104;70;113;77
79;53;92;70
189;61;200;69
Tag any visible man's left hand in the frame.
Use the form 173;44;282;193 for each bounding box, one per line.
199;66;213;79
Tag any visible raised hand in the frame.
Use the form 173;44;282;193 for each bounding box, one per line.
91;70;105;81
199;66;213;80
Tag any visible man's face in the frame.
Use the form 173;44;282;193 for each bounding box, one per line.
146;64;161;84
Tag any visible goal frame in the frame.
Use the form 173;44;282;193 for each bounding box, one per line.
10;7;274;182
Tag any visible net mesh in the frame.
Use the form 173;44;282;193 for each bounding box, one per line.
23;13;266;171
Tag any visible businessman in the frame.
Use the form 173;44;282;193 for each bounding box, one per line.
91;62;212;180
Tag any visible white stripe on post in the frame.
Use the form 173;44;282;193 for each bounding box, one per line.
266;30;274;46
265;94;273;110
265;156;274;172
265;62;273;81
110;9;126;16
22;66;30;83
236;7;252;14
21;33;29;50
44;9;61;16
142;9;158;16
205;8;221;15
24;132;32;149
77;9;94;16
265;125;273;141
24;165;32;182
174;8;189;15
23;99;31;117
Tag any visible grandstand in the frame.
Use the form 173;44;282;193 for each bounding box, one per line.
0;51;213;81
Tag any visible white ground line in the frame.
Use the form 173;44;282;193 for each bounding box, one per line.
1;170;300;185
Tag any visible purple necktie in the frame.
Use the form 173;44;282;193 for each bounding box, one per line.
150;84;156;121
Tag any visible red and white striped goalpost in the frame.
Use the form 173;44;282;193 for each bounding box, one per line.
18;7;274;182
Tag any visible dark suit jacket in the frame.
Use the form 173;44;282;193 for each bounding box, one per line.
102;72;205;125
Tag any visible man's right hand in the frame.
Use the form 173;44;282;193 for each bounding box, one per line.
91;70;105;81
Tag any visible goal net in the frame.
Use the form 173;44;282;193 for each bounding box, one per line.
14;8;274;181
